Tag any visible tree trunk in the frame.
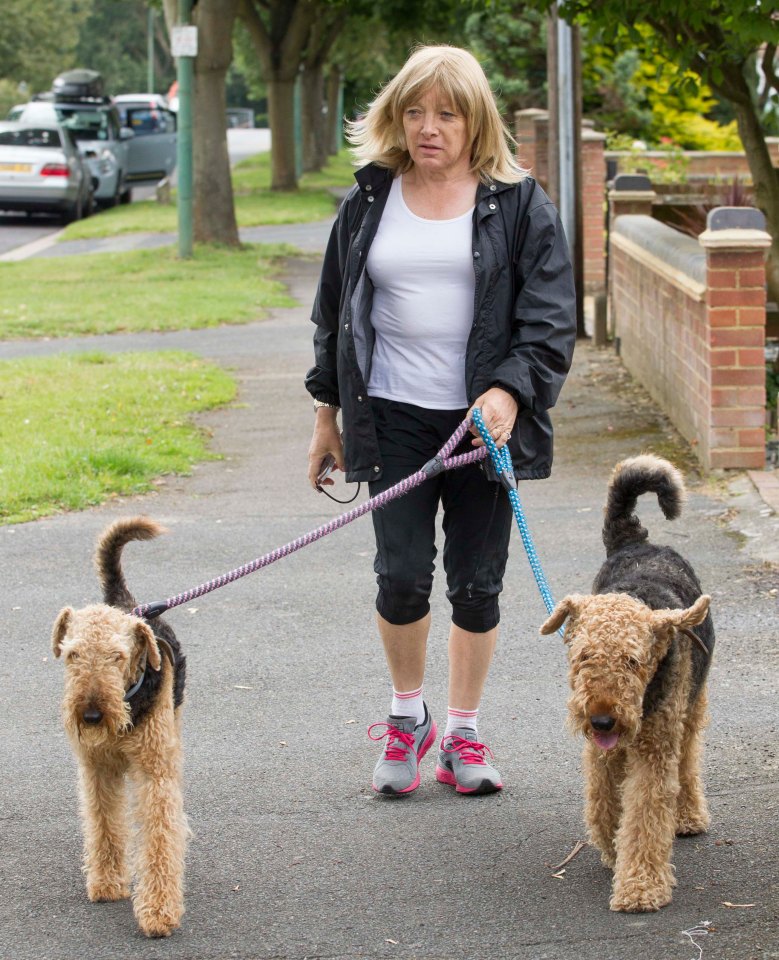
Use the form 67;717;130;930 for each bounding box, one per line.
267;78;298;190
193;0;240;246
326;66;342;156
731;94;779;303
301;64;327;172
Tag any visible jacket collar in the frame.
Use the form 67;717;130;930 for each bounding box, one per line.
353;163;515;201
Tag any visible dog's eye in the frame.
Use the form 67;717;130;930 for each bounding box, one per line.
66;650;79;661
627;657;641;671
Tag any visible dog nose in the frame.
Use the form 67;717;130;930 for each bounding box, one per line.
82;707;103;725
590;714;616;732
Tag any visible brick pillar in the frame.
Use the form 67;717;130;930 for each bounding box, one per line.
766;137;779;165
582;129;607;293
533;112;549;191
514;108;547;178
608;174;656;233
699;207;770;470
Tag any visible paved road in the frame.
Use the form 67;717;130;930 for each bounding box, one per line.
1;249;777;958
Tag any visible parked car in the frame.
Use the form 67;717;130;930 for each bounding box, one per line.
113;94;177;184
0;120;95;222
8;97;132;207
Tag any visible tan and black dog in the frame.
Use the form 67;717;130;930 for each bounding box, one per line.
541;456;714;912
52;517;187;937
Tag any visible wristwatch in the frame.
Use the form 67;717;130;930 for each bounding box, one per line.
314;399;340;410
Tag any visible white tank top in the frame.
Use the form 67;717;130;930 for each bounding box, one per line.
365;175;475;409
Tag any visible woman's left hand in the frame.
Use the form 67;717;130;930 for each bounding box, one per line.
468;387;518;448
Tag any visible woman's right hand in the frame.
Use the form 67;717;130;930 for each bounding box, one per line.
307;409;345;490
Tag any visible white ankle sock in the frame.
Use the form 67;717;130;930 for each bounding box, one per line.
391;686;425;725
445;706;478;738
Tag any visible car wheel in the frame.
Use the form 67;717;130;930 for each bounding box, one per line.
62;192;83;225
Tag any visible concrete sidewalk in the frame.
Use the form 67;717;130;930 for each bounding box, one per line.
1;256;777;959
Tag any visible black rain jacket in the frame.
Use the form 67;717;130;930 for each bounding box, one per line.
305;163;576;483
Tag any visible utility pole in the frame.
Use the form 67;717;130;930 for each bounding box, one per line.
147;8;155;93
547;5;585;336
172;0;196;259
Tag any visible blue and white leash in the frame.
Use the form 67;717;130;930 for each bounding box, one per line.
472;407;562;634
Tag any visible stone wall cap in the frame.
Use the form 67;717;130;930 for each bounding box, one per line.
613;214;706;285
707;206;765;232
608;189;657;202
699;228;772;250
514;107;549;118
613;173;653;191
582;129;607;142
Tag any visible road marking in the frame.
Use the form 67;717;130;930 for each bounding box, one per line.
0;228;65;262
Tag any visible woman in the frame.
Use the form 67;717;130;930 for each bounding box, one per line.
305;45;576;796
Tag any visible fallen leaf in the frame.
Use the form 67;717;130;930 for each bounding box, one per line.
385;939;398;945
345;719;356;724
552;869;566;879
233;884;240;891
721;902;755;909
233;685;253;690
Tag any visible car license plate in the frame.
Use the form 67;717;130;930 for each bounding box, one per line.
0;162;33;173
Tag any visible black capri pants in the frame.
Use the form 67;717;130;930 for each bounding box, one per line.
368;397;513;634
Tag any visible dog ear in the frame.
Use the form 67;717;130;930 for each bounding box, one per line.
539;595;584;639
133;620;162;672
651;595;710;633
51;607;74;658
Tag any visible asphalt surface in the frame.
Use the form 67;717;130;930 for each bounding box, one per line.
1;238;777;959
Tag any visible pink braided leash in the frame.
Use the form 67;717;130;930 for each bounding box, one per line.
133;416;485;620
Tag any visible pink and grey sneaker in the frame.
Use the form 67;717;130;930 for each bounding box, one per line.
368;704;437;796
435;729;503;795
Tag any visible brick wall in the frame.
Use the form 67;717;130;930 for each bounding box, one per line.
610;210;769;470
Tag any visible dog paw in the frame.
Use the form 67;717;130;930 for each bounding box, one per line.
135;904;183;939
86;878;130;902
676;805;710;836
610;882;672;913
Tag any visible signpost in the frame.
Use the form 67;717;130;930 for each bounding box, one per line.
172;7;197;259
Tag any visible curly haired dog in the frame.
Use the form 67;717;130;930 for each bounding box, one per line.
52;517;187;938
540;455;714;912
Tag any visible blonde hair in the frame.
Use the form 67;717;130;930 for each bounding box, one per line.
347;45;527;184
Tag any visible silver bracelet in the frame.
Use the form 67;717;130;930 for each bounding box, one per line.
313;399;340;410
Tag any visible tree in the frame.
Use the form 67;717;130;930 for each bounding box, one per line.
554;0;779;301
0;0;92;112
237;0;327;190
464;5;547;122
163;0;240;246
76;0;175;96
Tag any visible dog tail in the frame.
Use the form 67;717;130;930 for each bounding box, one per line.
603;455;686;555
95;516;166;610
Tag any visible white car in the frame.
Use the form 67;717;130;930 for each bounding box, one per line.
113;94;177;186
0;120;95;221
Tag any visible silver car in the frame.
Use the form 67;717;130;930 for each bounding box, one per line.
8;100;132;207
0;120;95;221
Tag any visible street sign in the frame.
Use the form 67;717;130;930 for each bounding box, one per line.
171;26;198;58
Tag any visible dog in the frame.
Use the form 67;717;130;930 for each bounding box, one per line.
540;455;714;912
52;517;187;937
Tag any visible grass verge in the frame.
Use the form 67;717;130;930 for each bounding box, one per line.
0;351;236;524
61;149;356;241
0;242;297;339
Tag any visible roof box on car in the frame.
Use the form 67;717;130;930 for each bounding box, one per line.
53;69;108;104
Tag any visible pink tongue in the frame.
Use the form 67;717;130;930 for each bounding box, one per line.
593;731;620;751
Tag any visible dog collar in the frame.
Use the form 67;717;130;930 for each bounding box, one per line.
124;651;148;702
123;636;176;703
